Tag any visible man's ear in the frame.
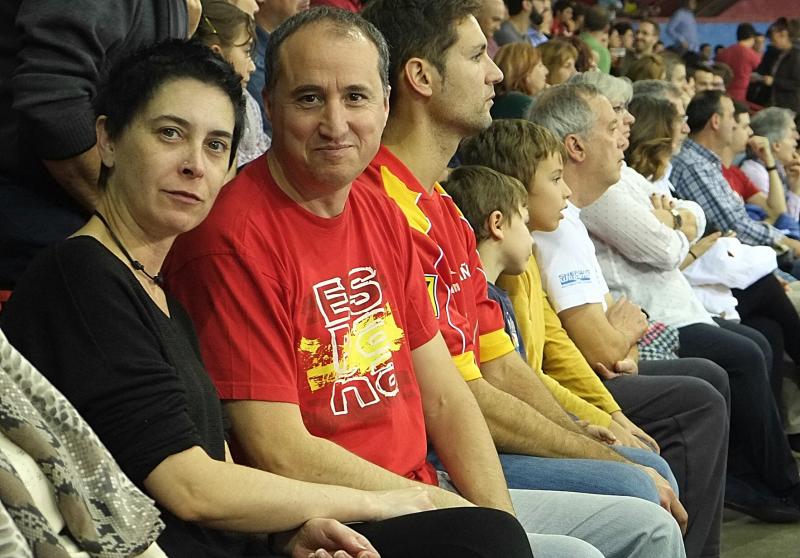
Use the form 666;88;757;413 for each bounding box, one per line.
486;210;505;240
382;85;391;127
403;57;436;99
95;115;115;168
563;134;586;163
709;112;721;132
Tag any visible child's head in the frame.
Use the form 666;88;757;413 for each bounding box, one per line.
444;166;532;276
194;0;256;86
459;119;571;232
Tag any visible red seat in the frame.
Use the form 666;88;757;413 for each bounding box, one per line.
0;290;11;314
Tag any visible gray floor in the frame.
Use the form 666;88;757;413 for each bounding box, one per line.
720;444;800;557
721;509;800;557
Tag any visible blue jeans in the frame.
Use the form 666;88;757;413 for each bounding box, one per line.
431;445;676;505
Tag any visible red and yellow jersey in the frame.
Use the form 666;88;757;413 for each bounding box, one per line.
359;145;515;382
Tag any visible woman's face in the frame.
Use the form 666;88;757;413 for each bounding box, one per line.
98;78;236;239
523;60;549;95
610;98;635;151
549;57;576;85
608;29;621;49
773;121;800;165
219;28;256;86
622;29;635;50
670;63;687;89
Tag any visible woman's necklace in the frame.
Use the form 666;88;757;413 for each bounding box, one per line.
93;210;164;286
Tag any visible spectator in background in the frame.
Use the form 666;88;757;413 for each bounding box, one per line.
0;0;201;291
571;2;588;35
749;18;787;107
663;52;694;107
619;19;660;76
614;21;635;51
246;0;309;138
492;43;548;117
477;0;508;57
580;6;612;73
754;32;766;54
627;53;666;81
726;104;790;225
771;18;800;119
495;0;534;47
610;21;634;75
689;64;716;92
710;62;733;91
672;90;800;259
699;43;713;64
568;35;599;72
196;0;269;168
716;24;763;102
742;107;800;223
528;0;552;46
550;0;574;37
539;39;578;85
666;0;699;53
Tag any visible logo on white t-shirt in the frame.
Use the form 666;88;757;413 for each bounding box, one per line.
558;269;593;287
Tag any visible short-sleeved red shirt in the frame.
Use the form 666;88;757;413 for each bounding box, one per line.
165;154;439;484
723;164;761;202
359;146;515;382
716;44;762;102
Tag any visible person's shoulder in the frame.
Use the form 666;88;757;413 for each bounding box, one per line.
12;237;140;310
176;155;278;252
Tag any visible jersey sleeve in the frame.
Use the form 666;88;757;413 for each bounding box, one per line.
167;248;300;404
408;227;485;381
390;202;441;351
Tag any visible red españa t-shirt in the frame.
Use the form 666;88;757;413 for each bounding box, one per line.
359;145;515;382
165;154;439;484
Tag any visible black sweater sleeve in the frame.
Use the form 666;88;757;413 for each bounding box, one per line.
1;238;216;487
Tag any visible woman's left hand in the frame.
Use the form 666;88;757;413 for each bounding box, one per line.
284;518;380;558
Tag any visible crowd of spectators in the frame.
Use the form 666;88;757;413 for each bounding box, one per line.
1;0;800;557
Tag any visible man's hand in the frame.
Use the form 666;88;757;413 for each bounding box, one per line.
372;487;436;519
782;236;800;257
747;136;776;167
577;420;618;445
282;518;380;558
425;486;476;510
607;420;651;450
786;152;800;192
605;297;648;345
594;358;638;381
637;466;688;535
611;411;660;453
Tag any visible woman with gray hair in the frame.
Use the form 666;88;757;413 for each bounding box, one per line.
741;107;800;223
